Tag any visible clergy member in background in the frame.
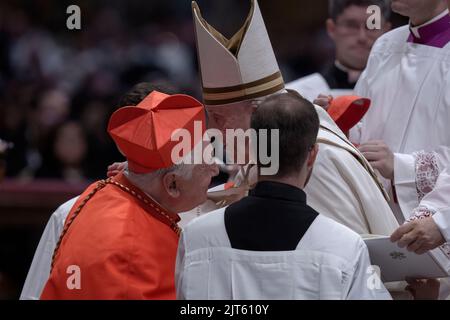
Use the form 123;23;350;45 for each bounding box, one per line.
40;91;218;299
350;0;450;224
186;0;398;235
20;82;180;300
287;0;391;101
176;92;391;300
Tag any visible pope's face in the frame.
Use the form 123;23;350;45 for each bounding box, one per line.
206;101;257;165
206;102;256;134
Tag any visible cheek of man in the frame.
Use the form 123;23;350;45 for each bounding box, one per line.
192;165;217;196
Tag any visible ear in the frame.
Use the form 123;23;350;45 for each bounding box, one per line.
162;173;181;198
306;144;319;169
326;18;336;41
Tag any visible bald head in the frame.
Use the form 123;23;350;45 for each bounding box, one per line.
251;91;319;178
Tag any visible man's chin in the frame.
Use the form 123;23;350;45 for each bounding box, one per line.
390;3;408;16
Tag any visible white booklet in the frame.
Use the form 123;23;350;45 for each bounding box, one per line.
363;235;450;282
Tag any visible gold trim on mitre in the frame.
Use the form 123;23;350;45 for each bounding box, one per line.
203;71;285;105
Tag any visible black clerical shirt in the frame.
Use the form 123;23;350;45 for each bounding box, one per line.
321;63;356;90
224;181;318;251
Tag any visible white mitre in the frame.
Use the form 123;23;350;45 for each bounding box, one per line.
192;0;285;106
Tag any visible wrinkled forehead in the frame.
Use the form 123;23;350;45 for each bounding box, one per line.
205;100;259;114
205;89;286;114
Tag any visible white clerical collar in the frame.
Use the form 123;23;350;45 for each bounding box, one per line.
335;60;361;84
409;9;450;39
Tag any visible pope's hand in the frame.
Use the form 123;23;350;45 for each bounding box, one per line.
313;94;333;111
107;161;127;177
390;217;445;254
405;278;440;300
358;140;394;180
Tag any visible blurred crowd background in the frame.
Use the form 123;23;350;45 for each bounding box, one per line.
0;0;407;299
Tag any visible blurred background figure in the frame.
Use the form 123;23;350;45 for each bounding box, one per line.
36;121;88;182
288;0;392;101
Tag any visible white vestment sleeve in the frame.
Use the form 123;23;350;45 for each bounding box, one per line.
420;167;450;242
394;147;450;220
19;197;78;300
393;153;417;219
345;240;392;300
306;144;399;235
175;230;187;300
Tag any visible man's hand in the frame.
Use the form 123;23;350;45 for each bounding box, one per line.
390;217;446;254
107;162;127;177
358;140;394;180
313;94;333;111
405;278;440;300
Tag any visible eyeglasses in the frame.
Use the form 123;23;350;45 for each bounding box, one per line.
335;20;383;37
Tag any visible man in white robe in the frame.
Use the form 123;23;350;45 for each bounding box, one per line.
287;0;391;101
348;1;450;298
190;0;399;235
176;92;391;300
350;0;450;223
23;0;400;299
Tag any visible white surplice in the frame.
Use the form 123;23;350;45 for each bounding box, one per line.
351;23;450;222
20;197;78;300
175;208;392;300
418;166;450;242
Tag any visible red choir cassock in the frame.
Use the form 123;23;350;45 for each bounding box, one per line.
40;91;205;299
